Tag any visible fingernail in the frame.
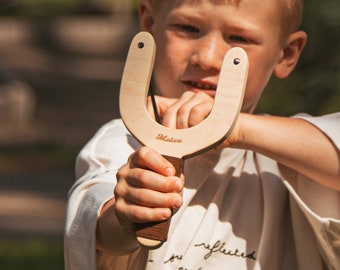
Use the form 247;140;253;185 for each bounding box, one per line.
173;197;182;208
162;209;171;219
175;181;182;192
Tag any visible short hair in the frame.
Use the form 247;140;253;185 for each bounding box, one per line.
278;0;303;39
148;0;303;38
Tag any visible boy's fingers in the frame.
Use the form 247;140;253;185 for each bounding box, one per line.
148;92;213;129
122;168;183;193
114;170;183;223
187;101;213;127
114;186;181;223
176;94;214;128
131;147;176;176
124;187;182;209
116;199;172;223
160;93;194;128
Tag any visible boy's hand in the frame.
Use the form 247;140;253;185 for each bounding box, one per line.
147;91;214;129
147;92;243;147
115;147;184;235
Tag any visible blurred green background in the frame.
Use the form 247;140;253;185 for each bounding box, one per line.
0;0;338;269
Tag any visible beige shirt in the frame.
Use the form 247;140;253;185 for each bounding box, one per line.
65;113;340;270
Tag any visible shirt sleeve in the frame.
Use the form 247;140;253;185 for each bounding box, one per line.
284;112;340;270
295;112;340;149
64;119;140;270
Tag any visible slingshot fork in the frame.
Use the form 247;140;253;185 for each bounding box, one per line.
119;31;249;248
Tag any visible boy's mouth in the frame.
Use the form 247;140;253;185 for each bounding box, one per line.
186;81;217;91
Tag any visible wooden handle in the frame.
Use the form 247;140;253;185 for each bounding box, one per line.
135;156;184;248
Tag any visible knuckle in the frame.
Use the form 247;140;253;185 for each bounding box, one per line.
137;146;153;160
191;104;205;115
113;184;124;198
195;91;209;99
188;104;210;127
182;91;194;98
116;169;124;181
177;104;190;116
114;198;125;214
166;105;178;116
136;170;150;186
137;146;148;156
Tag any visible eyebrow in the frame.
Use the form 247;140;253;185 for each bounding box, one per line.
168;8;261;33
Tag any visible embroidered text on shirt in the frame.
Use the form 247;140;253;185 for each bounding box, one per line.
164;254;183;264
195;240;257;260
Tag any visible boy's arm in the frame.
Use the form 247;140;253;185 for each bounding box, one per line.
229;114;340;190
151;93;339;190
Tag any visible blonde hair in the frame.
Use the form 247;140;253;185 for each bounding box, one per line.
278;0;303;38
148;0;303;37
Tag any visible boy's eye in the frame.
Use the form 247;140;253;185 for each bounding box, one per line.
176;24;200;34
229;35;249;43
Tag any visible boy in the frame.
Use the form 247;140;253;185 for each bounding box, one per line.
65;0;340;269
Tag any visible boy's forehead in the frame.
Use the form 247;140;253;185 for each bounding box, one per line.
156;0;280;19
158;0;280;10
154;0;297;32
162;0;279;5
173;0;241;5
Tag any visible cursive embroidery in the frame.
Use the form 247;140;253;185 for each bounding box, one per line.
178;268;202;270
164;254;183;264
156;134;183;143
195;240;257;261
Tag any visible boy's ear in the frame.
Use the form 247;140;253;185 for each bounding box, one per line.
139;0;154;32
274;31;307;79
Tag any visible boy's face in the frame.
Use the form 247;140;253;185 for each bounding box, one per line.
140;0;297;113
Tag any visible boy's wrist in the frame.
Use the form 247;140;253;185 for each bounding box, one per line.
96;198;140;255
236;113;266;151
218;113;248;149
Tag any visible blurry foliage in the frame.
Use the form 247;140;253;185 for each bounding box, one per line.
0;0;120;16
0;237;64;270
0;143;79;171
255;0;339;116
0;0;76;16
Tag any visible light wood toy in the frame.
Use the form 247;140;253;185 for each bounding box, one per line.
119;31;249;248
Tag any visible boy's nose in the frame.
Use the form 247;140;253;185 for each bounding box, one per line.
190;35;228;71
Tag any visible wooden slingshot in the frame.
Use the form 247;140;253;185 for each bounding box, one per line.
119;31;249;248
